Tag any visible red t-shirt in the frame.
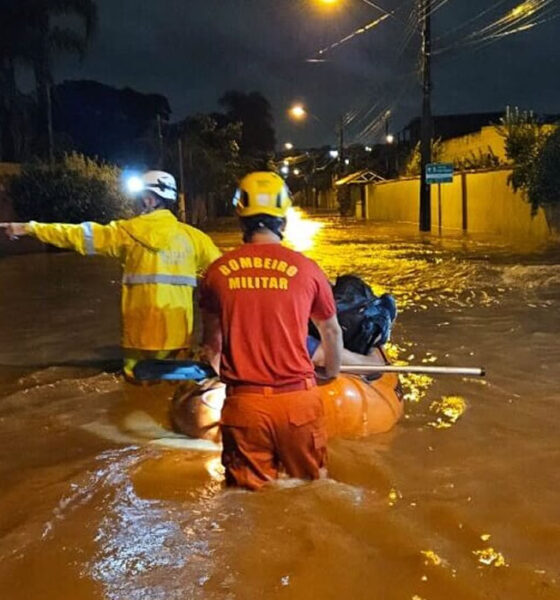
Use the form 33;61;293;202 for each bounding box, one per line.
199;243;336;386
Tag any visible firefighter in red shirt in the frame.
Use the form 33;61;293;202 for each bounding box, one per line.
200;172;343;490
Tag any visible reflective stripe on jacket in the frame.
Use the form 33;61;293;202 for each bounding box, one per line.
29;210;221;350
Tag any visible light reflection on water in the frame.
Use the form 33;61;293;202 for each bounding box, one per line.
1;216;560;599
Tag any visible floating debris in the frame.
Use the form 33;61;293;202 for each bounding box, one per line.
421;550;446;567
473;547;508;567
428;396;467;429
388;488;402;507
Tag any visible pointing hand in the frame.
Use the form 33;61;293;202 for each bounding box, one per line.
0;223;29;240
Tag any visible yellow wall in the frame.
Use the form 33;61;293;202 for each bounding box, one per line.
440;124;556;165
440;126;507;163
365;169;551;240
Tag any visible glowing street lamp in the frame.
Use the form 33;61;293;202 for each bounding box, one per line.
386;134;395;144
289;103;307;121
284;142;294;150
293;168;301;176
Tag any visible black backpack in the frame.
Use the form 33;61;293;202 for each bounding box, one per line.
331;275;397;355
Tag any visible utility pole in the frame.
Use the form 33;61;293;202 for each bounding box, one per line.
156;114;164;168
385;114;390;176
338;115;345;175
177;134;187;223
419;0;433;232
46;83;54;165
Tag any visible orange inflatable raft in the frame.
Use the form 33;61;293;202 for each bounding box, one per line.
170;361;404;444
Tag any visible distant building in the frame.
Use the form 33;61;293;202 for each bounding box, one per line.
402;111;559;167
402;112;504;145
440;125;508;163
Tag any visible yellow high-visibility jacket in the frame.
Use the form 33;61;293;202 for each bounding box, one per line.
29;210;221;350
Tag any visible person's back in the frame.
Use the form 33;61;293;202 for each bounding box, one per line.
107;208;219;351
202;242;334;386
200;172;342;490
1;171;220;375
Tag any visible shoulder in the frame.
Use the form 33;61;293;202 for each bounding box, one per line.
203;247;235;275
180;223;210;238
283;247;326;276
208;247;238;269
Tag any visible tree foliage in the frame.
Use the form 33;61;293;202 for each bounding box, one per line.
169;114;242;222
453;149;502;171
53;80;171;165
404;139;443;176
495;107;559;215
219;91;276;158
528;128;560;211
495;107;550;198
0;0;98;161
9;152;131;223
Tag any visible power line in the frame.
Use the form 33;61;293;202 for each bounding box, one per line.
309;13;391;59
435;0;558;56
434;0;510;44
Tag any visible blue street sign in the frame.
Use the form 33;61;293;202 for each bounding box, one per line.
426;162;454;184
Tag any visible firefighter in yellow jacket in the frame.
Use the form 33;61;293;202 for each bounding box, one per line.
1;170;221;377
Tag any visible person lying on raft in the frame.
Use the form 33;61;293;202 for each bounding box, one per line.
309;273;397;373
308;334;388;370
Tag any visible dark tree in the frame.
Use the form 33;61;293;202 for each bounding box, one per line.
170;114;241;224
52;80;171;165
0;1;35;161
219;91;276;158
0;0;97;160
23;0;98;158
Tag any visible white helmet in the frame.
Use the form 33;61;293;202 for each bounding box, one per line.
142;170;177;203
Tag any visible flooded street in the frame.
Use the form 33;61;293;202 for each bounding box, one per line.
1;216;559;600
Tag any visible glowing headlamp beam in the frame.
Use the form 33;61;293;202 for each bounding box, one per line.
126;176;144;194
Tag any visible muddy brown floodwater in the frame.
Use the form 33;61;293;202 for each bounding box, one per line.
1;216;559;600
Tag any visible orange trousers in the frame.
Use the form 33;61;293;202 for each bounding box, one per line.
220;386;327;491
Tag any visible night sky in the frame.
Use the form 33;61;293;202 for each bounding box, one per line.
47;0;560;148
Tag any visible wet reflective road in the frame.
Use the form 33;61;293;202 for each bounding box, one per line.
1;218;559;599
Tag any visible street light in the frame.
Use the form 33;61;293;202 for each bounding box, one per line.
386;134;395;144
288;103;307;121
284;142;294;150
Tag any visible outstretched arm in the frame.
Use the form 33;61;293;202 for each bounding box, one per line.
0;223;31;240
1;220;126;258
